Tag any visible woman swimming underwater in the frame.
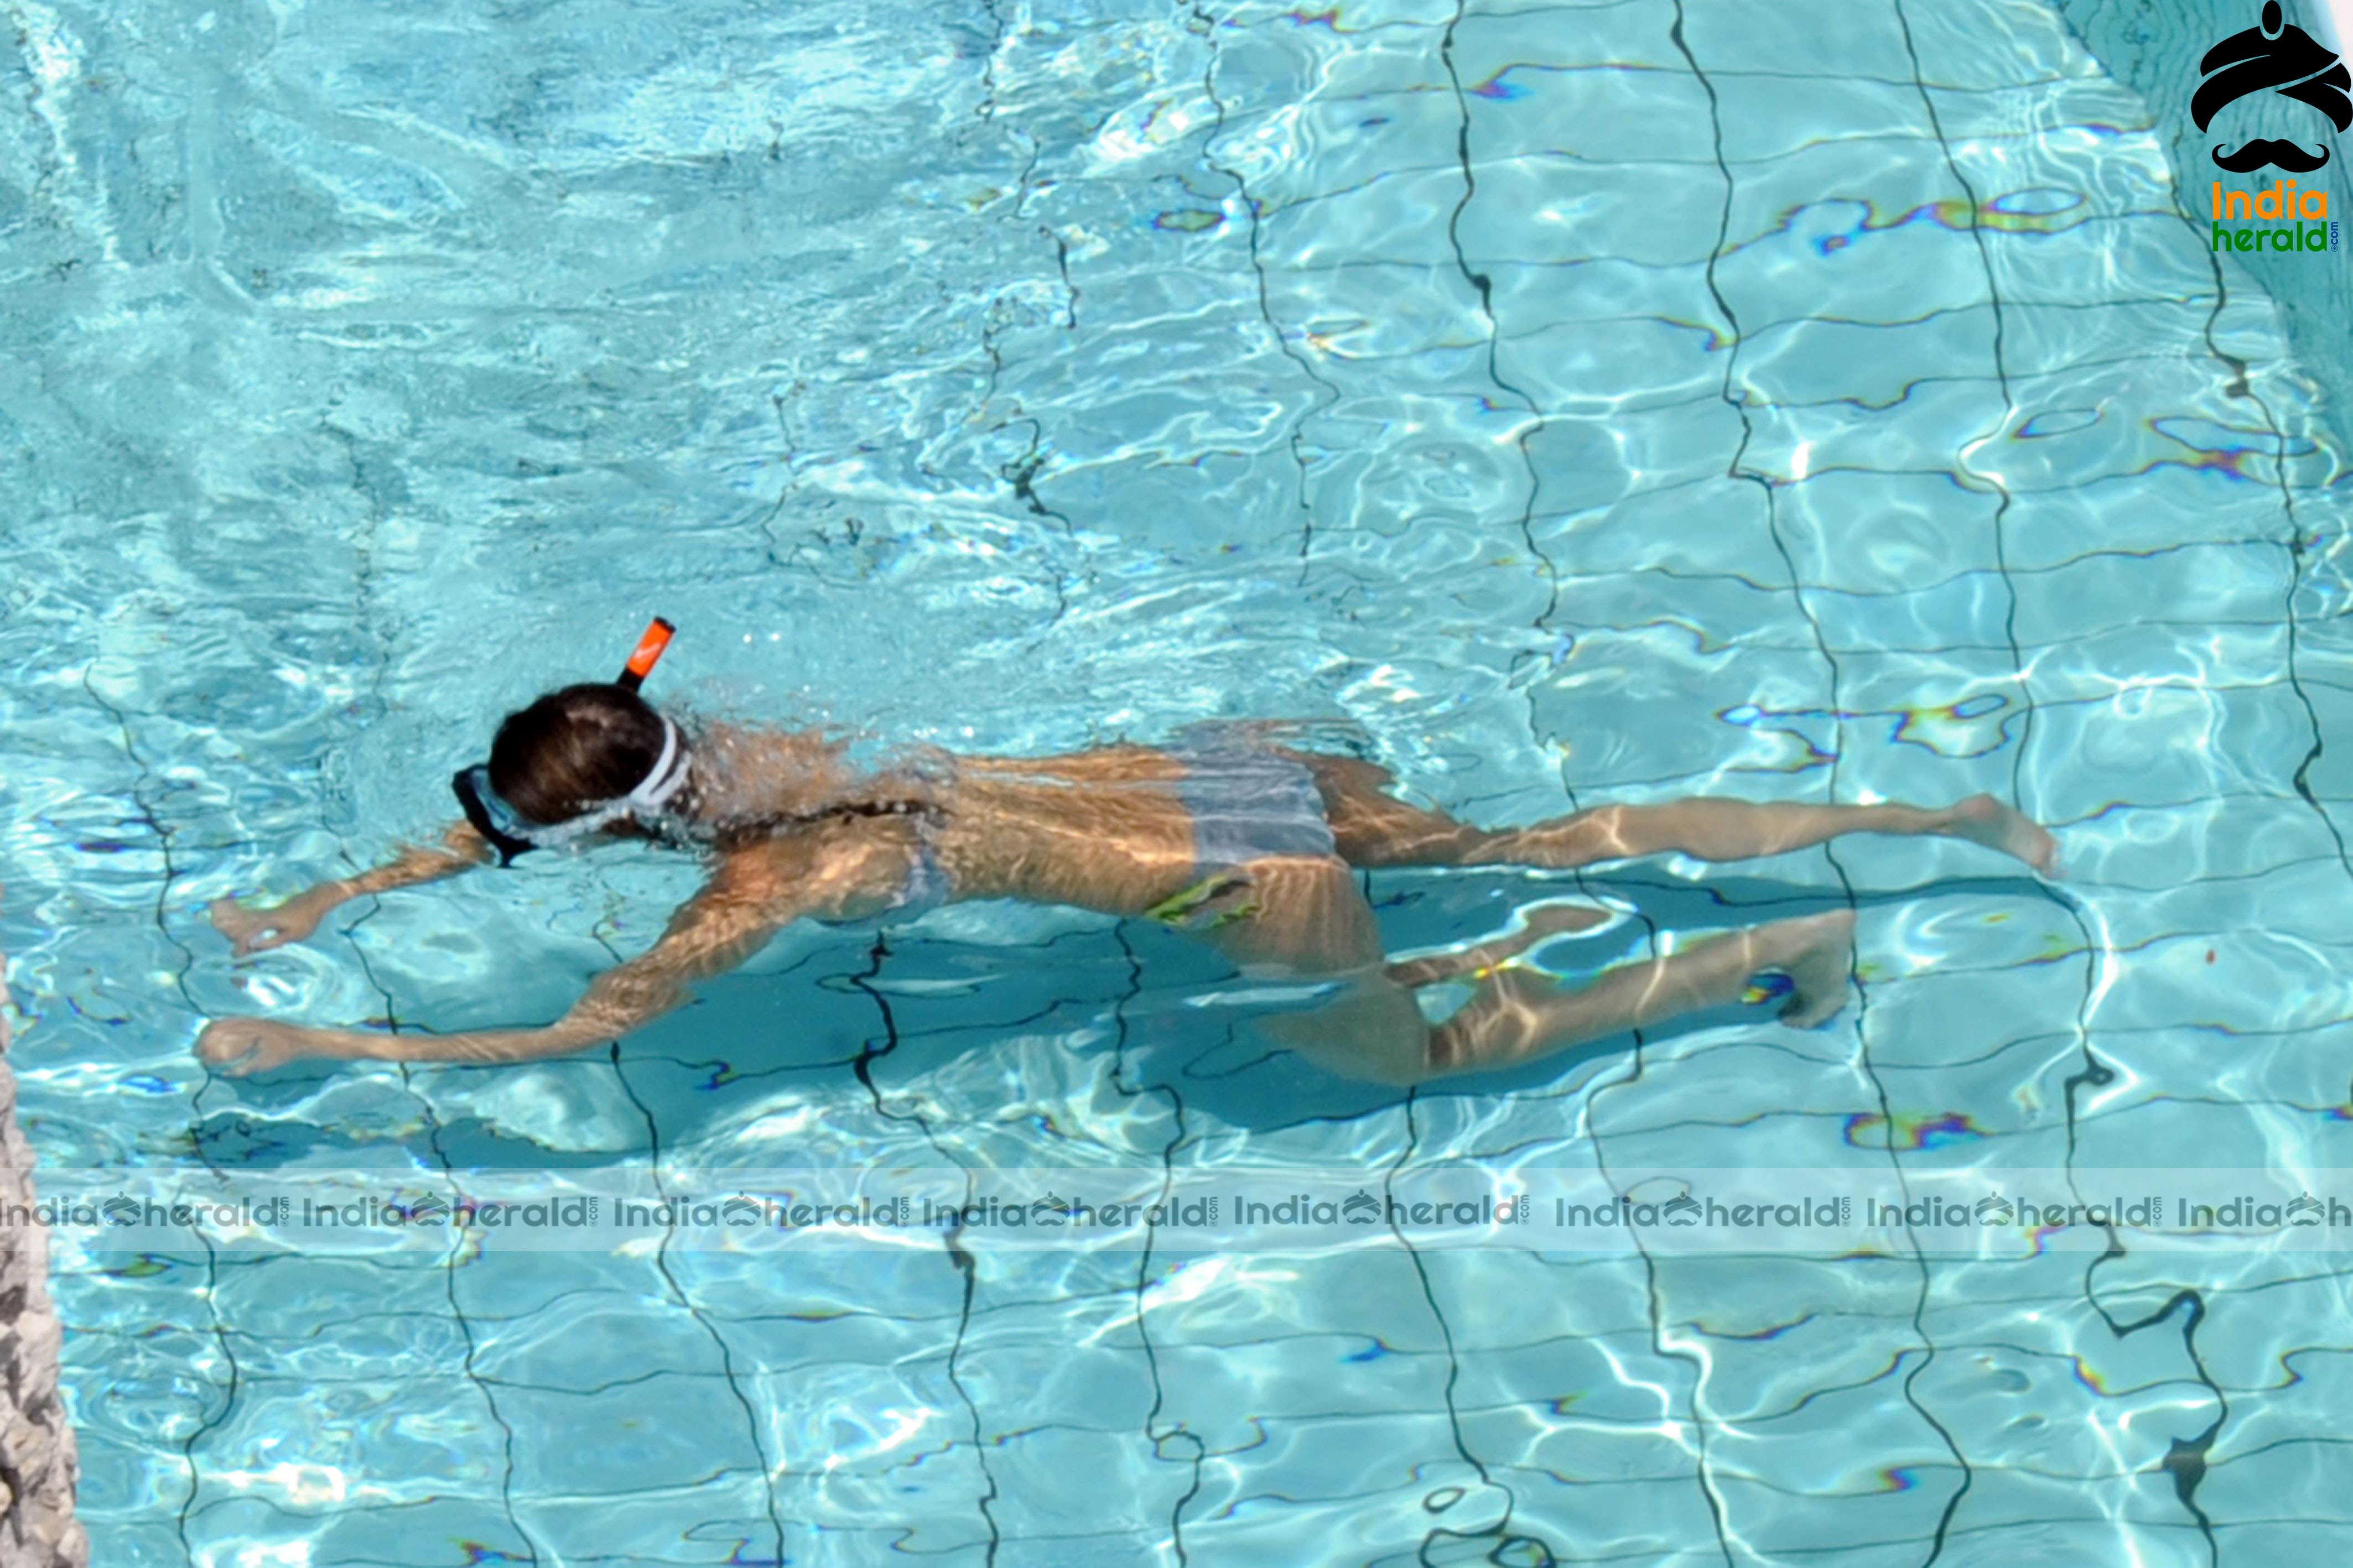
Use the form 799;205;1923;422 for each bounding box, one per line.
198;621;2058;1083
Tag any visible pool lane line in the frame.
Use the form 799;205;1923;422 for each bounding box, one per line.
1672;3;2001;1561
81;665;243;1568
1187;0;1347;587
1102;921;1210;1567
341;907;546;1566
844;931;1004;1568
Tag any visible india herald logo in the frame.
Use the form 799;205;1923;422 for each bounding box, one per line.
2196;1;2353;171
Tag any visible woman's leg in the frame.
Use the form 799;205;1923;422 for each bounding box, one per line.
1293;753;2055;874
1191;855;1439;1086
1464;798;2055;873
1422;910;1854;1079
1200;855;1855;1087
1381;900;1612;988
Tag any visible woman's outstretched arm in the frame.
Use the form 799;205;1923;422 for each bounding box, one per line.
193;828;892;1075
196;861;803;1074
210;823;495;955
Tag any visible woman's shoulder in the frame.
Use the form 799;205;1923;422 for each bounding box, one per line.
683;722;849;816
705;814;913;907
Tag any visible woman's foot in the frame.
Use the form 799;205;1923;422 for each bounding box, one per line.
1940;794;2059;874
1766;909;1856;1027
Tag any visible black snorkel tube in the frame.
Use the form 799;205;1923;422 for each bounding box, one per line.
451;617;678;866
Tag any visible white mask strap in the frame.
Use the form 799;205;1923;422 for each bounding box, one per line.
523;718;690;848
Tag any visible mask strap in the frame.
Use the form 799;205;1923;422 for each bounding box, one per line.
507;718;691;851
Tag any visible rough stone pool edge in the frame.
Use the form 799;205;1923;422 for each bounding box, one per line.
0;926;84;1568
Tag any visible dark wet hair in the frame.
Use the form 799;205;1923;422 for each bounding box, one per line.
487;683;670;828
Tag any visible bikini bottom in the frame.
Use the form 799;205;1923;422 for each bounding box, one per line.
1147;738;1338;930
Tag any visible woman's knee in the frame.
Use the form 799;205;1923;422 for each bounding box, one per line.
1467;804;1624;869
1258;978;1435;1087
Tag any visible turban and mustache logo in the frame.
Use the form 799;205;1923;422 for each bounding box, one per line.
2196;1;2351;171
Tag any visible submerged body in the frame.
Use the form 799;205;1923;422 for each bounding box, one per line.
199;694;2058;1085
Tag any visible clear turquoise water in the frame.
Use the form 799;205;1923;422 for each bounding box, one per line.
6;0;2353;1561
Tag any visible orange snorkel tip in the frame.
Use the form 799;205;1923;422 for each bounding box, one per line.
617;617;676;691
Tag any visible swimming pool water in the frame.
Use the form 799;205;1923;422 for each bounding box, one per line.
7;0;2353;1561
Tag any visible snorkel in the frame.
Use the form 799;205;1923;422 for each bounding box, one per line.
616;616;674;693
451;617;688;866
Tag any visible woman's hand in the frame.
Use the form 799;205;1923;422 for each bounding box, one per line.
209;891;330;956
196;1017;344;1076
190;848;809;1076
206;828;490;959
